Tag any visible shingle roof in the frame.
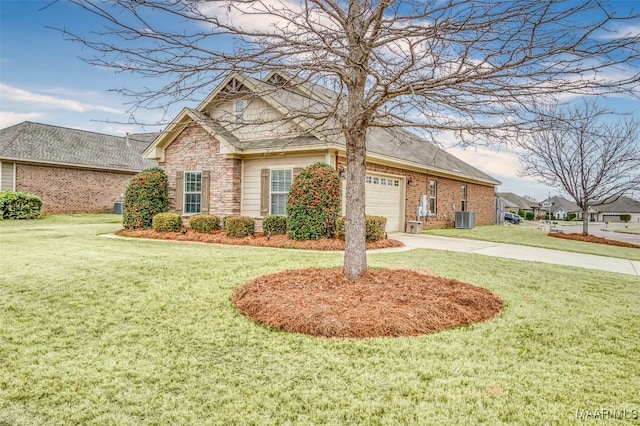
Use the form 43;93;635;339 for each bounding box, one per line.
0;122;157;172
594;196;640;213
496;192;534;210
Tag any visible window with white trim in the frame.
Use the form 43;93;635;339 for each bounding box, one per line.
184;171;202;214
429;181;437;214
235;99;245;123
270;169;292;215
461;185;467;212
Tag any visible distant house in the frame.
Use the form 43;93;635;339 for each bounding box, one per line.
593;196;640;223
143;71;500;231
495;192;542;218
0;122;157;213
541;196;583;220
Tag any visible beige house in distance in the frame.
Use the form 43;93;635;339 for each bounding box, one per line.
143;71;500;231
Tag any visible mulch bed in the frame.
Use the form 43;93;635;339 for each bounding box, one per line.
548;232;640;249
115;228;404;250
233;268;503;338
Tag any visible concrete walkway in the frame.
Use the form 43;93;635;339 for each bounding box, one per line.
384;233;640;277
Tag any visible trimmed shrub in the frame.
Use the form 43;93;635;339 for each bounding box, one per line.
525;212;535;221
620;214;631;223
286;162;341;240
189;214;221;233
152;212;182;232
335;215;387;242
567;212;577;221
262;214;287;235
0;191;43;219
225;215;255;238
123;167;169;229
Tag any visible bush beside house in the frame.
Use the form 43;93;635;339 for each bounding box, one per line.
0;190;43;219
152;212;182;232
189;214;221;233
224;215;255;238
335;215;387;243
262;215;287;235
123;167;169;229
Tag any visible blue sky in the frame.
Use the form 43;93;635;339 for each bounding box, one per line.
1;0;639;201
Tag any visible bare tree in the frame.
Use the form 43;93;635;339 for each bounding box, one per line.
517;101;640;235
59;0;640;278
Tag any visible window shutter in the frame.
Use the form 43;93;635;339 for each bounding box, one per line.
175;172;184;215
293;167;302;179
260;168;269;217
201;170;210;213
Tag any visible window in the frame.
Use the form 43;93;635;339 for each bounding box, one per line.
270;169;292;215
365;175;372;184
380;178;387;186
373;177;379;184
0;162;15;191
461;185;467;212
184;171;202;214
235;99;245;123
429;181;437;214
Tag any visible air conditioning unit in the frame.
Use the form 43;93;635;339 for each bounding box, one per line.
454;211;475;229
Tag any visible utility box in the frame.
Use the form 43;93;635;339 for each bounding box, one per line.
406;220;422;234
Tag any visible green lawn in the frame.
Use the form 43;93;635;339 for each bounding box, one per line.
1;215;639;425
423;223;640;261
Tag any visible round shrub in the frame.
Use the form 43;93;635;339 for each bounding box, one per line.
262;214;287;235
525;211;535;221
286;162;341;240
620;214;631;223
123;167;169;229
335;215;387;242
189;214;221;233
152;212;182;232
225;215;255;238
567;212;577;221
0;191;43;219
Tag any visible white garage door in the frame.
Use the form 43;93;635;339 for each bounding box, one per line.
342;173;404;232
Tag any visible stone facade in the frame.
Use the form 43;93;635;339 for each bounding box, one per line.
160;124;241;216
15;162;134;214
336;157;495;228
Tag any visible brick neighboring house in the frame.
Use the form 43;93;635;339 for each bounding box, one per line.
0;122;157;213
143;72;500;231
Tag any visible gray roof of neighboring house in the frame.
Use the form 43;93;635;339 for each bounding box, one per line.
0;121;157;172
219;73;500;185
495;192;535;210
545;196;580;213
593;196;640;213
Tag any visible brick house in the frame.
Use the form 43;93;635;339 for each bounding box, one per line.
144;72;500;231
0;122;157;213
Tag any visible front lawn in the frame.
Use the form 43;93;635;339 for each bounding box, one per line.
424;223;640;261
1;216;638;424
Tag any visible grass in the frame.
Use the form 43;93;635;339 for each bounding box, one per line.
606;224;640;235
1;215;639;425
423;223;640;261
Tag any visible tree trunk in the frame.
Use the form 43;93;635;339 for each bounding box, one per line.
582;210;589;235
343;129;368;280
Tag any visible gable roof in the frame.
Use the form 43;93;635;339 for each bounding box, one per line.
147;71;500;186
496;192;535;210
0;121;157;172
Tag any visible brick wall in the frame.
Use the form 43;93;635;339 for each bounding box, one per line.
15;163;134;214
160;124;242;216
337;156;496;228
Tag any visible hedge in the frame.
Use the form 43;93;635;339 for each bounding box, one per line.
262;215;287;235
224;215;255;238
0;191;43;220
189;214;221;233
152;212;182;232
335;215;387;242
286;162;341;240
123;167;169;229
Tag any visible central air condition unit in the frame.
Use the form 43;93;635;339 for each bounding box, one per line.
454;211;475;229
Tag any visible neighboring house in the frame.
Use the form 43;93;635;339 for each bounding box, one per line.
0;122;157;213
143;71;500;231
593;196;640;223
495;192;542;217
542;196;598;221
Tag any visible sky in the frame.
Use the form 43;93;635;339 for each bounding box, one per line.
1;0;639;201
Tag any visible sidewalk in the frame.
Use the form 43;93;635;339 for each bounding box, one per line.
383;233;640;277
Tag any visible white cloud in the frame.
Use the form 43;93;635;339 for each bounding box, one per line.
0;111;45;128
0;84;123;114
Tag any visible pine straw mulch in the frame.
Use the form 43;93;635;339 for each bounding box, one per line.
548;232;640;249
233;268;503;338
114;228;404;250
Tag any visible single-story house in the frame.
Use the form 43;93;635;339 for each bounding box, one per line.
593;196;640;223
495;192;542;217
0;121;157;213
143;71;500;231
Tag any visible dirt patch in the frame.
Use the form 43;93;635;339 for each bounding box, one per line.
115;229;404;250
548;232;640;249
233;268;502;338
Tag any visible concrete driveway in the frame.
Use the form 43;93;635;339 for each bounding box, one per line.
386;233;640;277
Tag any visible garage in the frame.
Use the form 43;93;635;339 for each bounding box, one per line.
343;172;404;232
